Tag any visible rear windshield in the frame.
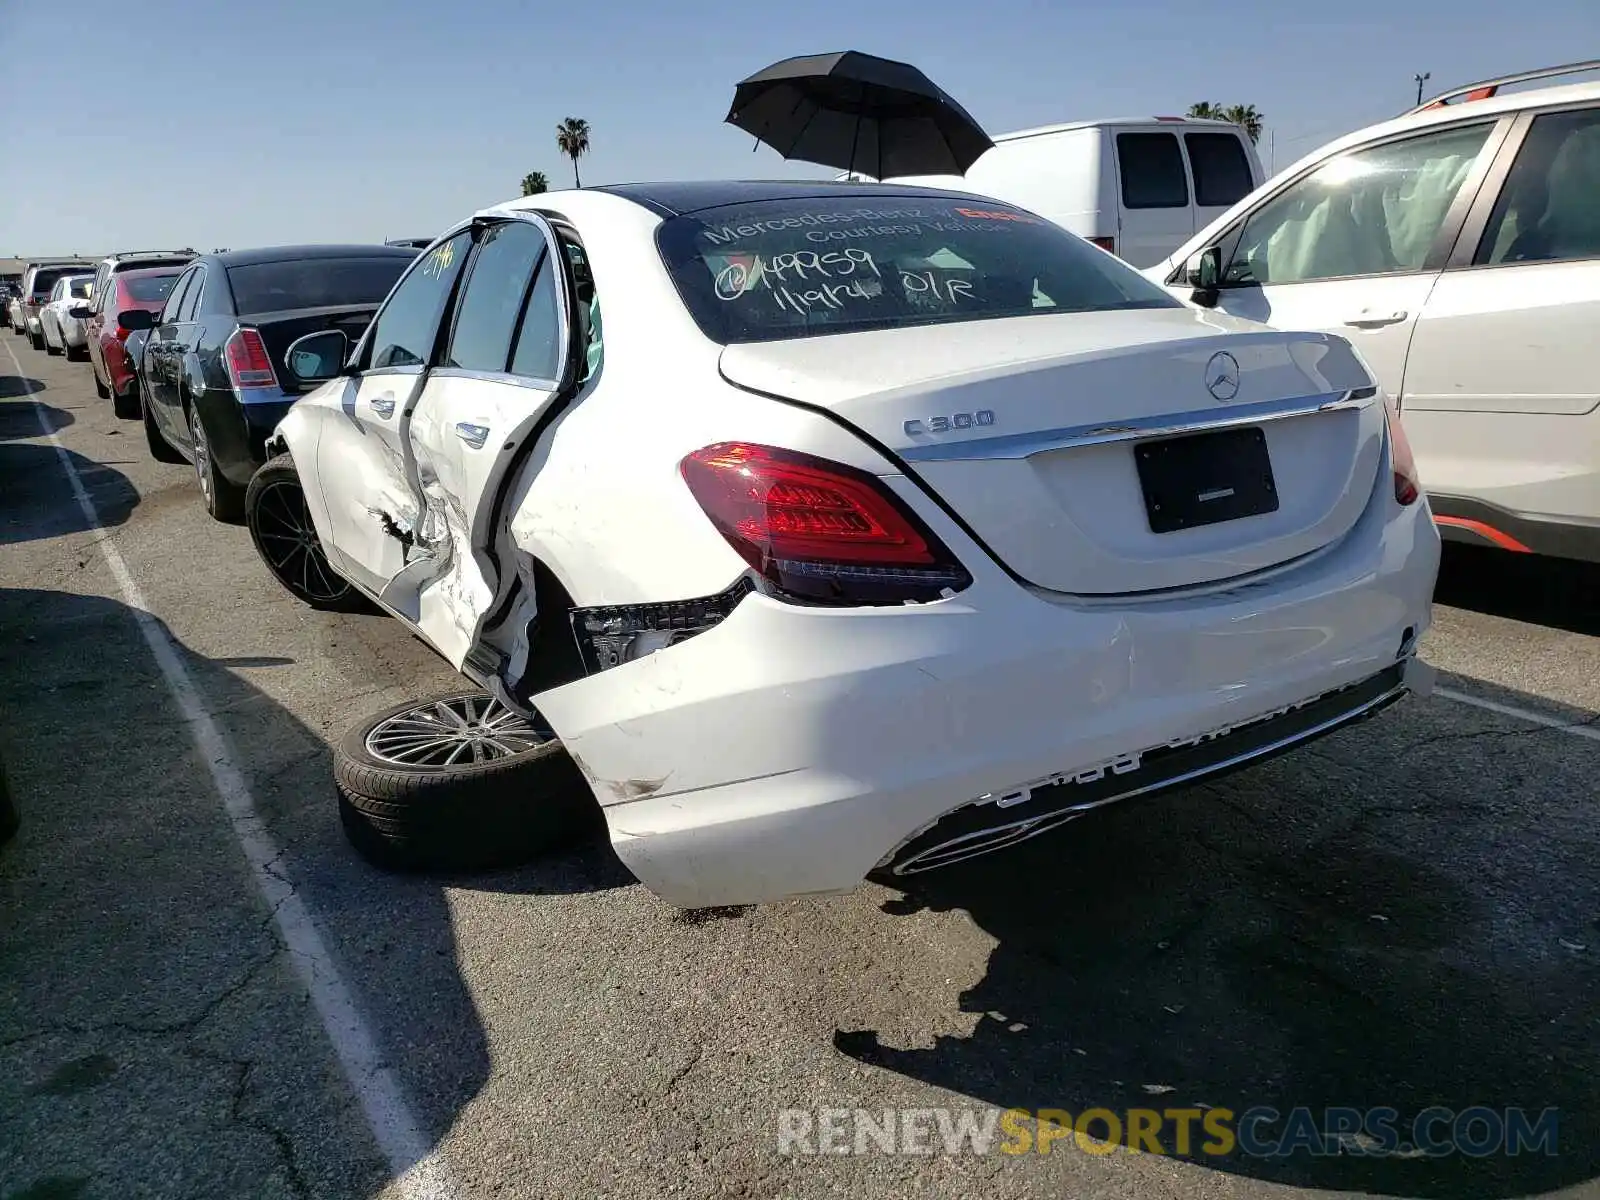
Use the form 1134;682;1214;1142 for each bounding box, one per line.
657;196;1181;344
225;256;412;316
30;267;90;297
123;273;181;303
114;257;192;274
1185;133;1255;207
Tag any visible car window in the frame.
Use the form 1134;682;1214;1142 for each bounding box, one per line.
124;273;180;304
1477;107;1600;266
226;256;412;316
445;222;549;373
49;280;65;302
69;278;92;300
1186;133;1255;207
366;231;472;370
658;195;1181;345
1117;133;1189;209
177;266;206;320
161;269;196;323
508;254;562;381
1225;122;1493;286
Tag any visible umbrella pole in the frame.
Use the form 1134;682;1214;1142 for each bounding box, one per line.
847;104;863;178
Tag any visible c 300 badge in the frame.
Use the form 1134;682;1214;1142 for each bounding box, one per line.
904;410;996;436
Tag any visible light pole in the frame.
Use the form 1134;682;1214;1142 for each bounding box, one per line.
1414;72;1431;106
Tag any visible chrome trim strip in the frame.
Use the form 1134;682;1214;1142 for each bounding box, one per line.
899;387;1377;463
890;674;1408;875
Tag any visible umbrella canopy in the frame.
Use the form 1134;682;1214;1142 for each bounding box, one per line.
726;51;993;179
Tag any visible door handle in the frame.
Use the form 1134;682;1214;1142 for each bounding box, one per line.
454;422;490;449
370;395;396;418
1343;310;1408;328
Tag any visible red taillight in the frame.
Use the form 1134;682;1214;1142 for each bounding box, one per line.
679;442;971;604
1386;396;1420;505
1086;236;1116;255
224;327;278;391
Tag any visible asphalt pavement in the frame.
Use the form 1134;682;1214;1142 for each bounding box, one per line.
2;332;1598;1200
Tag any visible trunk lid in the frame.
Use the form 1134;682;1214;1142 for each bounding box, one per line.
719;308;1384;595
245;305;378;392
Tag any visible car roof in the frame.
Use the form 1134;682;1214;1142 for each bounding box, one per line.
1279;78;1600;180
589;179;994;217
996;116;1247;141
207;244;421;268
104;250;196;264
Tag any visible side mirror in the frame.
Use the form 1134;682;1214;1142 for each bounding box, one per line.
285;329;349;386
1185;246;1223;308
118;308;156;332
68;305;93;320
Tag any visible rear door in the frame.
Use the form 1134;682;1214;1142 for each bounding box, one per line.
312;230;474;598
1194;118;1506;398
1185;130;1260;232
146;266;197;432
391;214;575;667
1399;103;1600;522
1114;129;1196;267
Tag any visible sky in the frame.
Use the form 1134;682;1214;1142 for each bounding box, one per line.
2;0;1596;254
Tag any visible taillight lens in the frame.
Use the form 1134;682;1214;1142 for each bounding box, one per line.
224;327;278;391
680;442;971;604
1386;396;1420;505
1086;236;1116;255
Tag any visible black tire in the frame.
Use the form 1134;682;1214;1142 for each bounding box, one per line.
43;331;60;355
112;383;138;419
30;329;44;351
141;383;185;463
94;369;110;400
64;341;85;362
334;691;600;873
190;403;244;522
246;454;367;612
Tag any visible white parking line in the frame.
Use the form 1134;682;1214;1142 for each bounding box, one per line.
4;338;460;1200
1435;685;1600;743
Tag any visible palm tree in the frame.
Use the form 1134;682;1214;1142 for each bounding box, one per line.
555;118;591;188
520;171;549;197
1186;102;1264;144
1220;104;1264;144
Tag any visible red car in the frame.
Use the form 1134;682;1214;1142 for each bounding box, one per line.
86;267;185;417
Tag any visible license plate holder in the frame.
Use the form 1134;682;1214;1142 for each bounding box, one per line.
1134;426;1278;534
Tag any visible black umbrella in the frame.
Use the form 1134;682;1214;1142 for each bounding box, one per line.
726;51;993;179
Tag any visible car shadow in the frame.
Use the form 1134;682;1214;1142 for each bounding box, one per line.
836;675;1599;1199
1434;543;1600;636
0;374;46;403
0;586;628;1198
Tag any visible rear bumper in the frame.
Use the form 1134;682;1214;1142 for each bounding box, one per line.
535;484;1441;909
198;392;295;485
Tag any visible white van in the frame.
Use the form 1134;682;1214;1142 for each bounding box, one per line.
855;117;1265;268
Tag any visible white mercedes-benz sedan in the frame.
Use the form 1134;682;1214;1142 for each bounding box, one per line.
247;181;1439;909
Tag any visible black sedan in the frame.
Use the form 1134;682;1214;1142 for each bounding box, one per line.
124;244;418;520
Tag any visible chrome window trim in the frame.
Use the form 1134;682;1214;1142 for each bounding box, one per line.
898;386;1378;463
428;366;561;392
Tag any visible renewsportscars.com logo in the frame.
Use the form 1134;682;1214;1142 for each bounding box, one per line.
777;1105;1560;1159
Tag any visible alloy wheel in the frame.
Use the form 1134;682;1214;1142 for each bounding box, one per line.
251;480;351;604
364;695;552;767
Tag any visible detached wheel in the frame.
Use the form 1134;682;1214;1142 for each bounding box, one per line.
334;691;600;873
246;453;366;612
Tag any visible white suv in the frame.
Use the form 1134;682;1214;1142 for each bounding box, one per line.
1152;61;1600;564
